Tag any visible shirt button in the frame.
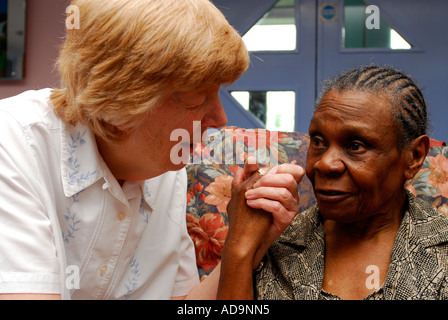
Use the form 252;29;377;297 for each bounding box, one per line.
99;265;108;276
117;211;127;221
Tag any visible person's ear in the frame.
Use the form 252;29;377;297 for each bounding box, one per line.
404;135;430;180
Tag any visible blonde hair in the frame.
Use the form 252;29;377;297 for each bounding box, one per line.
51;0;249;141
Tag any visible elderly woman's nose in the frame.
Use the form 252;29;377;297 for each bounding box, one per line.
314;148;346;174
204;98;227;129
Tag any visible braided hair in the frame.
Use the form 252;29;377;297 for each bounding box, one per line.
315;65;429;149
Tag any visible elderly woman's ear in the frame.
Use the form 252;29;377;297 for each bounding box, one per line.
404;135;430;180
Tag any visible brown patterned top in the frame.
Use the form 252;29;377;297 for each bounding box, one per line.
255;192;448;300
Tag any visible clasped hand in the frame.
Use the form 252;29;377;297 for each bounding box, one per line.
225;157;305;269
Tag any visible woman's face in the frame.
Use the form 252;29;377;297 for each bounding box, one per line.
102;84;227;181
306;90;409;223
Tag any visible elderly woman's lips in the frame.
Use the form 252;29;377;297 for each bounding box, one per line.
315;189;352;202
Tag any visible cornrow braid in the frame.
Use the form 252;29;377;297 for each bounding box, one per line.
315;65;429;148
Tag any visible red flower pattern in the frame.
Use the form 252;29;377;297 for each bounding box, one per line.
186;213;228;272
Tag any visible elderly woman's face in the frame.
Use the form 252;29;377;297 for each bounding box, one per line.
109;84;227;181
306;90;409;223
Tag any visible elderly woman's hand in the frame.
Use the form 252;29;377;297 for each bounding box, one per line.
225;157;305;269
245;161;304;266
218;158;304;299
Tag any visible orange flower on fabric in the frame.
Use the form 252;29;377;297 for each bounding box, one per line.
186;213;228;272
427;154;448;197
204;174;233;213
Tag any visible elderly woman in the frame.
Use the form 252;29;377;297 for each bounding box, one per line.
0;0;302;300
218;65;448;300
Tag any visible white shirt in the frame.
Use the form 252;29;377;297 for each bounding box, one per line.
0;89;199;299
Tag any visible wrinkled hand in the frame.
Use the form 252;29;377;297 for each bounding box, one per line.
225;157;305;268
246;161;304;265
225;165;273;265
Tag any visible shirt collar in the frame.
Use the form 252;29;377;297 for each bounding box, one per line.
60;123;103;197
60;122;157;214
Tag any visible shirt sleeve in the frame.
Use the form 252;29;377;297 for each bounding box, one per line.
0;111;61;294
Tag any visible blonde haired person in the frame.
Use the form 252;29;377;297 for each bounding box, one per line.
0;0;303;300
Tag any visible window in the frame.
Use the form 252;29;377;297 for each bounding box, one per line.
343;0;411;50
242;0;297;52
231;91;296;132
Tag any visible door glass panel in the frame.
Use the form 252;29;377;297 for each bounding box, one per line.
231;91;296;132
242;0;297;52
343;0;412;49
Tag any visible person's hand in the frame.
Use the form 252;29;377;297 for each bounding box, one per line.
224;162;273;264
218;158;304;299
245;160;304;265
226;157;305;268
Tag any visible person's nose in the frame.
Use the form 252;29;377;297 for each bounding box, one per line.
203;92;227;129
314;147;346;176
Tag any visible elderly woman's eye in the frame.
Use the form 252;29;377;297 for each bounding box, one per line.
348;141;365;152
312;136;324;147
187;98;207;109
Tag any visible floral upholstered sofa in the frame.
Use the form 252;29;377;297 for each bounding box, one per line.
185;127;448;279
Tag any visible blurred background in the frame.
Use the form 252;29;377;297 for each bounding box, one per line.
1;0;446;140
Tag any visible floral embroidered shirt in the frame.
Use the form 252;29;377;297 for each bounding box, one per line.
0;89;199;299
255;191;448;300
